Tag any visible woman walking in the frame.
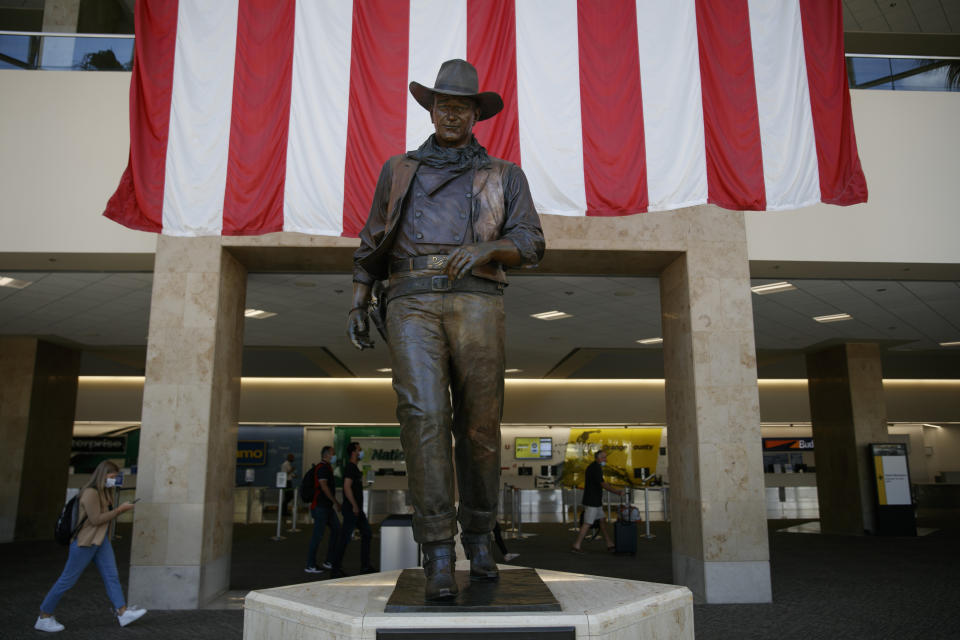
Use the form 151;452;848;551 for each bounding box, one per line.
35;460;147;632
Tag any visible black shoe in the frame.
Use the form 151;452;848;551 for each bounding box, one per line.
359;565;378;574
422;541;458;601
329;567;347;578
462;532;499;581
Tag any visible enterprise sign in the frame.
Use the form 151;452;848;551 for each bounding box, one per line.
72;437;126;454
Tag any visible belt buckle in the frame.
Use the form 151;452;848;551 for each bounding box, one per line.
430;275;452;292
428;255;448;270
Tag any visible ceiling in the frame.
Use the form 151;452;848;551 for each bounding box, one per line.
842;0;959;33
1;271;957;379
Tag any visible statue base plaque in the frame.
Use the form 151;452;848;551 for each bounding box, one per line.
384;567;560;612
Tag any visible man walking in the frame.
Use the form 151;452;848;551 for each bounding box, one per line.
571;450;623;553
347;59;544;600
305;447;342;576
332;442;376;574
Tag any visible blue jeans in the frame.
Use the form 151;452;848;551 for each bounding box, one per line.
40;538;125;614
334;509;372;568
306;505;340;569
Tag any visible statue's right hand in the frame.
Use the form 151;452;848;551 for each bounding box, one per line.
347;308;375;350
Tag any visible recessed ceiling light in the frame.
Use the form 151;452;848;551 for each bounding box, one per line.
751;281;796;295
244;308;277;319
531;310;572;321
940;341;960;347
636;337;663;345
505;368;522;373
0;275;32;289
376;367;392;373
813;313;852;323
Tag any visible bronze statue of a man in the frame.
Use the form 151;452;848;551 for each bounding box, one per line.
347;59;544;600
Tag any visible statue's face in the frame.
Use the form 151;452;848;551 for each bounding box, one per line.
431;95;479;148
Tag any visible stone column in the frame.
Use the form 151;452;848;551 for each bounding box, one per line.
659;209;771;604
129;236;247;609
42;0;81;32
806;343;889;535
0;337;80;542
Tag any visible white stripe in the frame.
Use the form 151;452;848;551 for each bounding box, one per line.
516;0;586;216
748;0;821;210
636;0;707;211
162;0;238;236
406;0;467;151
283;0;353;235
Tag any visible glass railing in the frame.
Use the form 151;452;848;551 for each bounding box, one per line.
0;30;133;71
846;55;960;92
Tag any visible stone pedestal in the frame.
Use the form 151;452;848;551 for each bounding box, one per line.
0;338;80;542
806;343;889;535
128;236;247;608
243;565;693;639
659;209;771;603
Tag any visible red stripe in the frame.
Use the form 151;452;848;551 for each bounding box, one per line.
798;0;868;206
468;0;520;166
695;0;765;211
341;0;410;238
103;0;178;232
577;0;647;216
222;0;295;235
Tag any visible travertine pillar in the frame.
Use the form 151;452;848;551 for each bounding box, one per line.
0;337;80;542
659;210;771;604
129;236;247;608
42;0;81;32
806;343;889;535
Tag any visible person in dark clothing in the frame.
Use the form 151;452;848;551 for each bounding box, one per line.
571;450;623;553
305;446;342;576
347;58;544;602
332;442;376;574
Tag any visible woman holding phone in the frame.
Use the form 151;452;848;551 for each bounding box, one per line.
35;460;147;632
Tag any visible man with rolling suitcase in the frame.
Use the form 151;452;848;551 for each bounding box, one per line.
571;450;623;553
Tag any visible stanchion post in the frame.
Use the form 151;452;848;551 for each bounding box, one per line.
288;489;301;533
568;486;580;531
271;488;286;541
643;487;654;539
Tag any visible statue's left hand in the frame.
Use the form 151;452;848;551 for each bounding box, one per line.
444;243;492;280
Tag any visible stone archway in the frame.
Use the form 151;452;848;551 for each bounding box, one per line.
129;204;771;606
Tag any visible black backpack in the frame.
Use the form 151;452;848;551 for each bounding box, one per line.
299;464;317;502
54;495;87;545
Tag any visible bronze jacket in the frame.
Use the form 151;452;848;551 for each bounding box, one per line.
353;153;545;286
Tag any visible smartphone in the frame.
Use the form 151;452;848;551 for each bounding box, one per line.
132;498;142;503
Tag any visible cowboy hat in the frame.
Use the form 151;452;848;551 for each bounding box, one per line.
409;59;504;121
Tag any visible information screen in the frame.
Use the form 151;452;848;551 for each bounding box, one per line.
515;437;553;459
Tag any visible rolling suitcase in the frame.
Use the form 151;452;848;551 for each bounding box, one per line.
614;490;638;554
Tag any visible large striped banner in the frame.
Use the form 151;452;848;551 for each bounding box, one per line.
104;0;867;238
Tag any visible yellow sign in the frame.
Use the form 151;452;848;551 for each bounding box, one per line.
561;428;663;488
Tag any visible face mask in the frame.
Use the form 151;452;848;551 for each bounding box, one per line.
357;451;364;461
599;461;606;467
105;477;117;487
329;455;337;465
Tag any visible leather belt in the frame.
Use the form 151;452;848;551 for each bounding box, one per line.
390;254;450;274
386;274;504;301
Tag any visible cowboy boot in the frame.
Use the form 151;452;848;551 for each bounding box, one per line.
462;532;499;581
422;540;458;601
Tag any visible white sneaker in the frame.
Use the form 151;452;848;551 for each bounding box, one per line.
321;561;332;570
503;553;520;562
117;606;147;627
34;616;65;632
305;566;322;574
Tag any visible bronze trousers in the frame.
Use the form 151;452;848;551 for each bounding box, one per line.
386;291;504;543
